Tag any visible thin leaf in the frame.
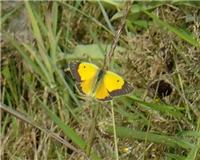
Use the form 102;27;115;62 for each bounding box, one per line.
64;44;125;60
0;4;22;30
145;11;200;48
38;99;101;160
107;126;198;150
98;1;115;32
129;95;183;117
25;2;52;72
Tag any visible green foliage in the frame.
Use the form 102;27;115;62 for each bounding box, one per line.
1;1;200;160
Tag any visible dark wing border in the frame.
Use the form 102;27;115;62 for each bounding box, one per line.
69;62;82;82
96;95;112;101
109;81;133;97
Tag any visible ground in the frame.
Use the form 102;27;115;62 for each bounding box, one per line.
1;1;200;160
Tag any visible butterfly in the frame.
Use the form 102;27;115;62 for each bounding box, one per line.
69;62;133;101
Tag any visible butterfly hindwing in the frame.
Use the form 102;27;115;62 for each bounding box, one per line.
105;71;133;97
94;71;133;101
76;78;95;95
70;62;99;95
94;80;112;101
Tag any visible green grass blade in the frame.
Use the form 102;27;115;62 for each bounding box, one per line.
38;99;86;149
129;96;183;117
22;42;53;84
2;66;19;106
0;4;22;30
107;126;198;151
111;1;164;21
185;117;200;160
145;11;200;48
5;34;52;87
24;2;45;52
101;0;123;8
4;34;47;81
25;2;52;72
61;2;112;35
166;153;186;160
38;99;101;160
54;68;81;108
131;2;165;14
63;44;125;60
178;131;200;138
0;103;80;153
52;1;59;35
98;1;114;32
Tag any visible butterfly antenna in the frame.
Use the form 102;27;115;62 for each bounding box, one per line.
103;1;133;70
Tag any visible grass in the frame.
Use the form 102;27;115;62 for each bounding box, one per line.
1;1;200;160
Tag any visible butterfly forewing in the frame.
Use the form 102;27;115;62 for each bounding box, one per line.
104;71;133;97
69;62;100;95
70;62;99;81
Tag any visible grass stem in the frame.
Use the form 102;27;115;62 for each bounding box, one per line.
111;101;119;160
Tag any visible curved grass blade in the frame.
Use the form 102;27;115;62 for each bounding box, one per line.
107;126;198;151
0;103;80;154
145;11;200;48
129;95;183;118
38;99;101;160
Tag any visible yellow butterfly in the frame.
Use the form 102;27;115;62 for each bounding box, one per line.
69;62;133;101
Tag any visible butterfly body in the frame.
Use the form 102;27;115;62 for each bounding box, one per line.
69;62;133;101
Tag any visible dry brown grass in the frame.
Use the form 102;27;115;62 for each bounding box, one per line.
1;1;200;160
